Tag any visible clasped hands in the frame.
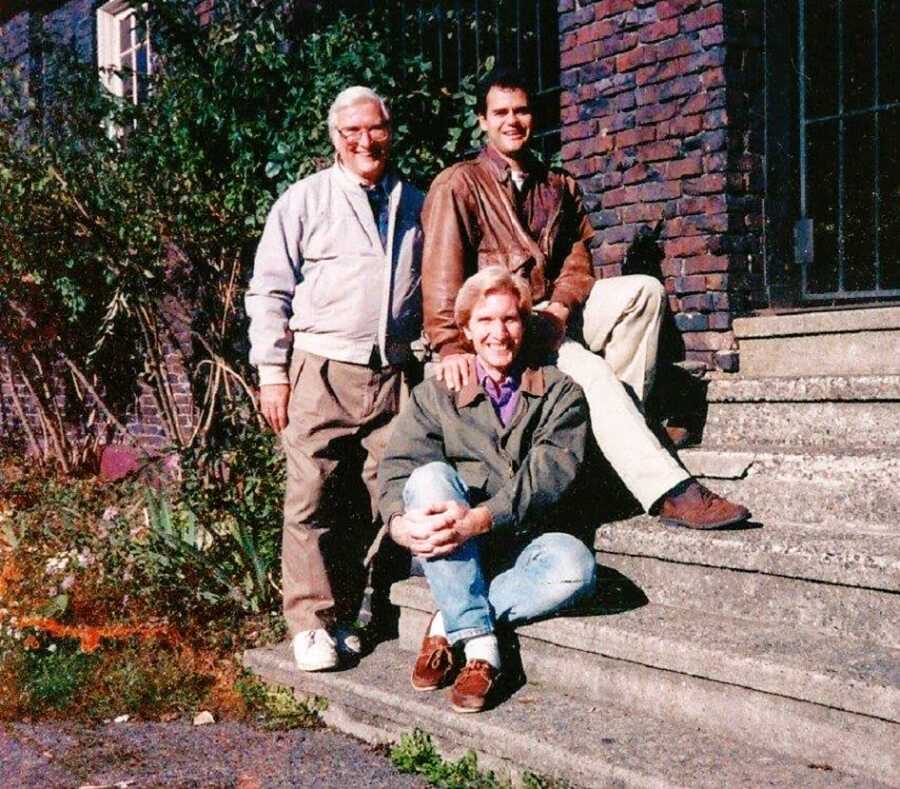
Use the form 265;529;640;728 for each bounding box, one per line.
390;500;492;558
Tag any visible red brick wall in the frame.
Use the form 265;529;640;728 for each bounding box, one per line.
559;0;762;371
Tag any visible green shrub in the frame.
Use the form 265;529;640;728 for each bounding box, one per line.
0;0;482;472
390;729;506;788
236;672;324;731
20;642;97;713
90;644;211;720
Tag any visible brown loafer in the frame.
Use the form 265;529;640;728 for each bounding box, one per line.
450;659;498;713
411;615;454;692
657;481;750;530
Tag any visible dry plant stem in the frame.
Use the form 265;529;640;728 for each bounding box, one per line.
1;355;43;461
60;355;132;437
136;304;186;446
48;164;113;244
196;359;222;443
5;298;126;458
31;353;72;468
14;355;70;474
219;253;241;340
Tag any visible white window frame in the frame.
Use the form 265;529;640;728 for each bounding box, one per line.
97;1;152;105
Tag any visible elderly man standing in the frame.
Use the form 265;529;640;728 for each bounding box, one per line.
422;67;749;531
246;86;424;671
379;267;597;713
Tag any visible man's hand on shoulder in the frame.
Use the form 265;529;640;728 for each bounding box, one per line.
259;384;290;433
542;301;571;328
434;353;475;391
532;303;570;353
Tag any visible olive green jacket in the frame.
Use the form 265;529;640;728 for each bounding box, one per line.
378;361;588;539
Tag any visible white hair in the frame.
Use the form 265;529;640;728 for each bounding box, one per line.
327;86;391;134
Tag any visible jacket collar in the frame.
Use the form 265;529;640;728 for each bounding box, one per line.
332;158;396;194
329;162;400;253
456;355;545;408
479;145;545;185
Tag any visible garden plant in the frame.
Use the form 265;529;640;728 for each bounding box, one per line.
0;0;487;723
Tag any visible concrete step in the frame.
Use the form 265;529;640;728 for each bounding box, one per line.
732;307;900;378
699;374;900;452
243;639;883;789
391;579;900;784
600;551;899;648
595;515;900;593
679;448;900;529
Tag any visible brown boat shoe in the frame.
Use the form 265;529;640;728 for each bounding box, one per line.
657;480;750;530
450;659;498;714
410;616;454;692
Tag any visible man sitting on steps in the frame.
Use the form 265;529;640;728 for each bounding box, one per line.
378;267;597;713
421;66;750;530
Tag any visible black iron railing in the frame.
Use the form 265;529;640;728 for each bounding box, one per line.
796;0;900;302
316;0;561;158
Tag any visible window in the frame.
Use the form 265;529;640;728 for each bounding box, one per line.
97;1;152;105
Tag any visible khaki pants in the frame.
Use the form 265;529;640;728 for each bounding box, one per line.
553;275;690;511
280;350;404;636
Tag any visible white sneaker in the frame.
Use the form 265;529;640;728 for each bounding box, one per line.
334;624;363;657
291;629;338;672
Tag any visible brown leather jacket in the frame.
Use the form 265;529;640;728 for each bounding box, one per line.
421;146;596;357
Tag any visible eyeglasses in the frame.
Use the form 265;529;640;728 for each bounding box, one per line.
336;124;390;144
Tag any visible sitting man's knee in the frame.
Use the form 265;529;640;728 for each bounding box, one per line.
632;274;666;311
538;533;598;590
403;461;460;506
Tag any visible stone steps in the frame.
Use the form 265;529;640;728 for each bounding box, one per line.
242;369;900;786
732;307;900;379
595;515;900;592
679;448;900;528
391;578;900;785
595;514;900;646
698;374;900;452
243;639;883;789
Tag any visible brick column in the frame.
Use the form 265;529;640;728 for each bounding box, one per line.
559;0;762;372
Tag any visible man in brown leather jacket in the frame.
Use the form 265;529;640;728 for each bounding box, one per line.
421;67;748;530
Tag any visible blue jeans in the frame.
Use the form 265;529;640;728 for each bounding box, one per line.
402;462;598;644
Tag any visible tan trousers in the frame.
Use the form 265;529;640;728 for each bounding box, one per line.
280;350;404;636
554;275;690;511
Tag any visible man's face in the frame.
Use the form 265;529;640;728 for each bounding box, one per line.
463;290;525;378
332;100;391;185
478;86;533;160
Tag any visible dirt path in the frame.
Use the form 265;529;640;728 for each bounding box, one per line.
1;720;426;788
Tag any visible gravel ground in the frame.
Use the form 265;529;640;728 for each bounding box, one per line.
0;720;426;788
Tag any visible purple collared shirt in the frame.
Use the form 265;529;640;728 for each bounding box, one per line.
475;358;521;427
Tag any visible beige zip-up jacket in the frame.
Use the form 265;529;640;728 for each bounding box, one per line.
246;164;424;385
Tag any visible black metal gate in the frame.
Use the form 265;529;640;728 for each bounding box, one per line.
795;0;900;302
317;1;561;158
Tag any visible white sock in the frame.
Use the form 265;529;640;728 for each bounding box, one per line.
428;611;446;638
464;633;501;669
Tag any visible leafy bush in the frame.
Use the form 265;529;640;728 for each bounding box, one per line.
0;0;482;472
19;642;98;713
